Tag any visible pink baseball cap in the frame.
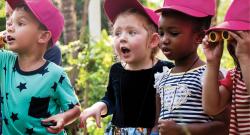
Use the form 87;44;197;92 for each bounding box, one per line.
7;0;64;45
208;0;250;31
104;0;159;27
156;0;216;17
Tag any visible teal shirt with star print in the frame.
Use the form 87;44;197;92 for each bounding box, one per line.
0;50;79;135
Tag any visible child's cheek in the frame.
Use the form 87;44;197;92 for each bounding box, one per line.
228;39;237;46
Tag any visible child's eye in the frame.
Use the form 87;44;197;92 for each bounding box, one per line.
170;32;179;36
114;31;121;37
158;30;165;37
17;22;25;26
6;15;10;20
128;31;136;36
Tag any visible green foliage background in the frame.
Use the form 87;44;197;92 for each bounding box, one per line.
0;1;5;31
61;30;113;134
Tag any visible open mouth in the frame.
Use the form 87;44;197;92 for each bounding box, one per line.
161;46;170;53
161;46;172;57
6;35;15;42
121;47;130;54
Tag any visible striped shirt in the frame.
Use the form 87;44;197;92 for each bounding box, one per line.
154;65;213;124
220;69;250;135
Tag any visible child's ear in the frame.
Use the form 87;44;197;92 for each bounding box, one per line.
38;31;52;44
149;33;160;48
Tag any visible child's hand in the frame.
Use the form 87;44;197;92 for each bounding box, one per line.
79;106;102;128
158;119;183;135
229;31;250;61
0;31;7;48
41;114;65;134
202;35;224;64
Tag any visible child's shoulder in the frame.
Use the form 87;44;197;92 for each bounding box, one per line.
109;60;174;73
227;68;239;77
110;62;123;71
187;65;206;77
192;65;206;72
0;49;16;57
155;60;174;69
0;49;17;66
153;60;174;74
46;61;65;76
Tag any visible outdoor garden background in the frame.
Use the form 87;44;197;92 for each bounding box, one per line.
0;0;234;134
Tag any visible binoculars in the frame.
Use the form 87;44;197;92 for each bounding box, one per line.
0;31;7;45
0;35;6;45
208;31;233;43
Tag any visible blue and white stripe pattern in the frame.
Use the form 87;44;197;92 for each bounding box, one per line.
154;65;213;124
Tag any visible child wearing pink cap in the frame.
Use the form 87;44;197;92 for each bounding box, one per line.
202;0;250;134
0;2;13;48
1;0;81;134
154;0;229;134
79;0;174;134
0;2;13;134
1;2;62;65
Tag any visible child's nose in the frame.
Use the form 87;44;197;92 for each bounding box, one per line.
119;33;127;43
6;23;14;33
6;19;12;27
161;34;170;44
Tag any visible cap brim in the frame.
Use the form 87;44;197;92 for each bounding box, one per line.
208;20;250;32
155;5;209;17
7;0;63;45
7;0;43;31
6;0;38;21
104;0;158;26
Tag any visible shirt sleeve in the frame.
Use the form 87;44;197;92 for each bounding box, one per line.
164;61;175;69
0;50;16;77
55;71;80;111
100;66;116;117
219;71;233;90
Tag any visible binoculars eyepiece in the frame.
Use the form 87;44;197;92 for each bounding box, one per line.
0;31;7;48
208;31;233;43
0;35;6;45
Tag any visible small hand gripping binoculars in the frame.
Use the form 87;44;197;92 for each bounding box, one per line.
0;32;7;45
208;31;233;43
0;36;6;48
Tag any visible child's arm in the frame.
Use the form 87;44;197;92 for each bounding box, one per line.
79;66;116;128
41;105;81;134
158;117;228;135
202;36;231;115
229;31;250;94
202;64;231;115
158;107;230;135
0;31;6;48
158;121;227;135
79;101;108;128
79;65;116;129
150;95;161;134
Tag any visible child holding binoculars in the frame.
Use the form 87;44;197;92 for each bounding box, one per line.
0;2;12;48
154;0;229;134
0;34;6;47
202;0;250;134
208;31;232;43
